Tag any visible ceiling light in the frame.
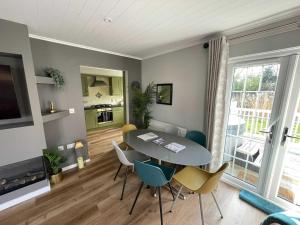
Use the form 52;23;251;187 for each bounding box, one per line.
103;17;112;23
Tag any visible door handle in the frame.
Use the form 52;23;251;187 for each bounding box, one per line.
259;126;274;143
259;118;279;143
259;130;273;134
285;134;300;140
281;127;300;144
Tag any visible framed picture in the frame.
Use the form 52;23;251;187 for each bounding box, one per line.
156;83;173;105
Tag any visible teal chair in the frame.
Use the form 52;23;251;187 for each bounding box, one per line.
129;160;176;225
186;130;207;147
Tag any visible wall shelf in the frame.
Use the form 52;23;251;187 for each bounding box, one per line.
36;76;55;85
42;111;69;123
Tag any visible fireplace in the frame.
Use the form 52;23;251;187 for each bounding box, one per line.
0;157;47;196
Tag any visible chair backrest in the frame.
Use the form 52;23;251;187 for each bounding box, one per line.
134;160;168;187
197;163;229;194
186;130;207;147
122;124;137;135
112;140;133;166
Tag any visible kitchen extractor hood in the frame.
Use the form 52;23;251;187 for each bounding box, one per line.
90;76;109;87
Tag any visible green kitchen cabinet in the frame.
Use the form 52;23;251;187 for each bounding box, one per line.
112;107;124;125
111;77;123;96
81;75;89;96
85;109;97;130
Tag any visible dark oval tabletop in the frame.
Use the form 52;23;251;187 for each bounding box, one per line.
124;129;212;166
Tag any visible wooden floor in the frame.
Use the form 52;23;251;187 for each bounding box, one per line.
87;127;123;159
0;150;266;225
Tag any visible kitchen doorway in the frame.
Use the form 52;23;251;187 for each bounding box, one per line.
80;66;128;159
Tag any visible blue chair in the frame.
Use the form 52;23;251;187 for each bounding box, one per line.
186;130;207;147
129;160;176;225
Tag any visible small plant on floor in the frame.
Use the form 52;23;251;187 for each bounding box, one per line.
43;149;66;175
131;81;156;128
44;68;65;88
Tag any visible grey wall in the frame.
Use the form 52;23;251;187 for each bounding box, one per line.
230;29;300;57
0;19;46;166
30;39;141;147
142;29;300;133
142;44;208;131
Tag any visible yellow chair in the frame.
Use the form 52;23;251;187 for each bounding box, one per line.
118;124;137;150
170;163;229;225
122;124;137;135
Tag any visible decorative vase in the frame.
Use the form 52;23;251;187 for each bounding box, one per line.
49;101;56;114
50;170;63;184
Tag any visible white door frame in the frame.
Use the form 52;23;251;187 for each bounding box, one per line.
223;57;286;195
267;55;300;210
224;47;300;207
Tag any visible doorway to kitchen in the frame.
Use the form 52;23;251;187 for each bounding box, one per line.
80;66;127;159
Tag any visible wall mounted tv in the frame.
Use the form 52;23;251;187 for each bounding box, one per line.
0;52;33;130
0;65;21;119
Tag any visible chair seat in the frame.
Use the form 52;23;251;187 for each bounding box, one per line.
145;161;176;182
118;142;134;150
124;150;150;166
173;166;210;191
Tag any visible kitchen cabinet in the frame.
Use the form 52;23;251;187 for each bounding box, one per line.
112;107;124;125
111;77;123;96
81;75;89;96
85;109;97;130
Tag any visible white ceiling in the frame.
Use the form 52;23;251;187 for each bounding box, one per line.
1;0;300;59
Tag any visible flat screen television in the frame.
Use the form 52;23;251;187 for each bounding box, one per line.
0;64;21;119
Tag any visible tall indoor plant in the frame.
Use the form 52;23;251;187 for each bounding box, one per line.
131;81;156;128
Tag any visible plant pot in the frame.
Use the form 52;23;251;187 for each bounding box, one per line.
50;170;63;184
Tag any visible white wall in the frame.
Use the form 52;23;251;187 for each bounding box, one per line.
142;44;208;131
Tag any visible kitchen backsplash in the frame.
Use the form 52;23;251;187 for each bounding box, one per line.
83;86;123;106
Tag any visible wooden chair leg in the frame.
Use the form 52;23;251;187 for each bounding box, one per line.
114;163;122;181
129;182;144;215
198;194;204;225
158;187;163;225
120;167;128;200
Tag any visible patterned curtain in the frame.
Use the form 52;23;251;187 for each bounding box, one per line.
205;36;229;171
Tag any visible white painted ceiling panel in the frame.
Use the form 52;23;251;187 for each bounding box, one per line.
0;0;300;58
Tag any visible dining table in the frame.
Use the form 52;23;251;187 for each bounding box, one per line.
124;129;212;166
124;129;212;199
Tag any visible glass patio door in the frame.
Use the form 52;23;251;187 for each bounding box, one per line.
268;55;300;209
223;57;287;191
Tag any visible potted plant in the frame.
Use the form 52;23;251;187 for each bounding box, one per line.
43;149;66;184
131;81;156;128
44;68;65;88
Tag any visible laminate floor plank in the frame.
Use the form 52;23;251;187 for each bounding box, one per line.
0;146;267;225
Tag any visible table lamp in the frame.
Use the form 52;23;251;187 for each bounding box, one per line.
75;140;85;169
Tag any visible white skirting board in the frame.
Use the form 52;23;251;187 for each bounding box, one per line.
62;159;91;171
0;179;50;211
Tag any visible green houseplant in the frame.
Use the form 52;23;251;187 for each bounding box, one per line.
131;81;156;128
43;149;66;184
44;68;65;88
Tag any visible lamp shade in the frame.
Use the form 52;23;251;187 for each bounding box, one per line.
75;141;84;150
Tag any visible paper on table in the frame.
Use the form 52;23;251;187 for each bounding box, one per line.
164;142;186;153
137;132;158;141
